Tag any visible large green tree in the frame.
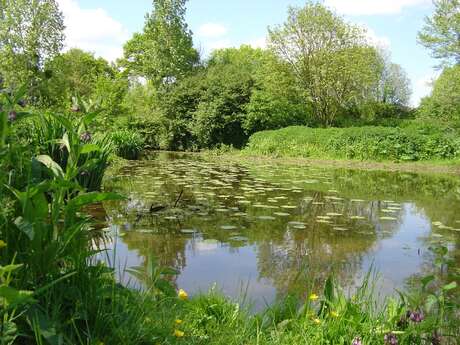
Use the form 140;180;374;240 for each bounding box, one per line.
268;3;382;125
121;0;199;86
42;49;128;123
418;64;460;121
0;0;64;97
418;0;460;65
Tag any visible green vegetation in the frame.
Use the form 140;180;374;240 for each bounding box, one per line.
0;0;459;343
244;123;460;162
111;129;145;160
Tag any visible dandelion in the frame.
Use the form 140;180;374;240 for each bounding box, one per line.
174;329;185;337
178;289;188;300
330;311;339;318
384;332;398;345
309;293;319;301
352;337;362;345
313;318;321;325
0;240;6;249
175;319;183;325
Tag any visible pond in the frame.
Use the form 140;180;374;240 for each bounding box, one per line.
103;152;460;310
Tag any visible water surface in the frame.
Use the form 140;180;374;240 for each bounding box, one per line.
103;152;460;309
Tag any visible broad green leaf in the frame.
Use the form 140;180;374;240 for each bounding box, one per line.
442;281;457;291
35;155;64;179
80;144;100;154
14;217;34;240
66;192;125;211
0;286;34;307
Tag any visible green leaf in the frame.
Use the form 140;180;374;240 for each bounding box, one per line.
66;192;125;211
80;144;100;154
14;217;34;240
421;275;435;289
442;281;457;291
0;264;23;275
35;155;64;179
0;286;34;307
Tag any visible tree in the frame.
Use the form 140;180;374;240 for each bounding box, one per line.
268;3;382;125
0;0;64;97
376;50;411;106
42;49;128;122
418;0;460;65
121;0;199;86
418;64;460;121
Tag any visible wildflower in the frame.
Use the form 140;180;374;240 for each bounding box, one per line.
384;332;398;345
352;337;362;345
309;293;319;301
175;319;183;325
8;111;16;122
330;311;339;318
0;240;6;249
313;318;321;325
174;329;185;337
71;104;80;112
178;289;188;300
80;131;92;143
408;310;424;323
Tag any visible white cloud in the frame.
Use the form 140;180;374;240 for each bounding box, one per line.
248;37;267;49
325;0;430;15
197;23;228;38
363;26;391;49
57;0;130;62
411;71;440;106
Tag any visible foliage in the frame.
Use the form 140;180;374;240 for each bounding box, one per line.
268;3;384;125
376;50;412;107
121;0;199;86
418;0;460;65
244;124;460;161
29;109;113;192
418;64;460;122
0;0;64;100
111;129;145;160
41;49;128;128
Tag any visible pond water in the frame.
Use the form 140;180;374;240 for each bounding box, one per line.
103;152;460;309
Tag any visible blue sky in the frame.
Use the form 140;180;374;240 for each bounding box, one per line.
57;0;439;105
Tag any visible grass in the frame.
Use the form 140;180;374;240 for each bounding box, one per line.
1;88;459;344
243;124;460;162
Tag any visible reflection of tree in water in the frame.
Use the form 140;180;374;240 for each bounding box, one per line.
122;232;188;287
103;153;460;300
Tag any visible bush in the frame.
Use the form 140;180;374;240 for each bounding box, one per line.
111;129;145;160
418;65;460;122
244;124;460;161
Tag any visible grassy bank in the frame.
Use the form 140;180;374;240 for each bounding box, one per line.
243;124;460;163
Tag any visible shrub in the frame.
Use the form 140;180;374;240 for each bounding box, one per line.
244;125;460;161
111;129;145;160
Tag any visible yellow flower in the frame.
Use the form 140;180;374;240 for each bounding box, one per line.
313;318;321;325
330;311;339;318
309;293;319;301
174;329;185;337
175;319;183;325
178;289;188;300
0;240;7;249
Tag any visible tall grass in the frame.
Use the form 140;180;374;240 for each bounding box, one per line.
111;129;145;160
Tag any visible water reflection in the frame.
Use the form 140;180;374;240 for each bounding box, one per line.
103;152;460;309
